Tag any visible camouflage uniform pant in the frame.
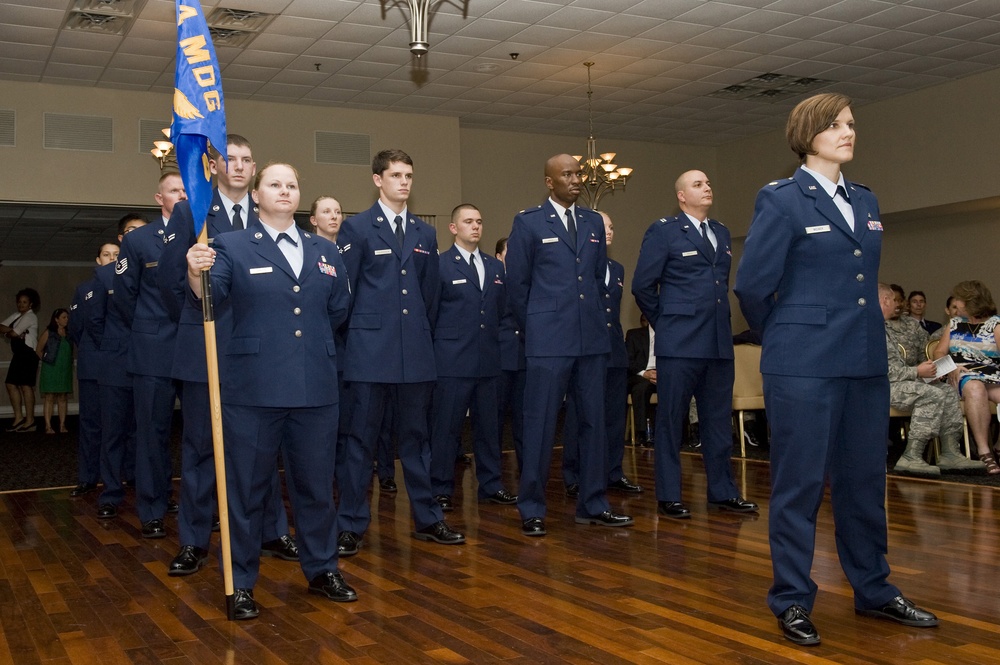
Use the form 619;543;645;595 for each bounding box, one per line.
889;380;964;443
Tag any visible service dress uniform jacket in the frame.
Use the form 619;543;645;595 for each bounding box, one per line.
429;245;507;499
632;215;739;503
734;167;899;617
205;221;350;588
505;201;611;520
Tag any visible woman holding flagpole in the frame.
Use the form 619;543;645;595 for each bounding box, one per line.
186;162;353;620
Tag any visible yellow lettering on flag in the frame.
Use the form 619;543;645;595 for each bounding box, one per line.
192;65;216;86
204;91;222;112
177;5;198;25
180;35;211;64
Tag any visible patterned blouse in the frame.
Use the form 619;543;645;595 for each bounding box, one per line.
947;314;1000;390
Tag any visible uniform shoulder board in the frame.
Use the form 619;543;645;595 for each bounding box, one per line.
766;179;795;189
851;182;871;191
658;217;669;224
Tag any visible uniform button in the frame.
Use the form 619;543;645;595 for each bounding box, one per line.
480;324;486;329
514;330;520;335
858;298;866;306
294;330;302;338
403;309;409;315
480;310;485;315
606;308;611;313
854;249;862;257
401;269;407;275
715;280;720;285
579;294;584;300
293;307;301;315
576;258;581;264
605;293;610;298
292;285;300;293
607;322;612;328
717;299;721;303
856;274;864;282
402;289;408;295
578;276;583;282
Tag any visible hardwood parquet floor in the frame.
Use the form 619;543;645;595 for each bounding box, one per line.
2;446;1000;664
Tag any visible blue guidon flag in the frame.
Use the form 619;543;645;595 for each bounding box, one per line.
171;0;227;240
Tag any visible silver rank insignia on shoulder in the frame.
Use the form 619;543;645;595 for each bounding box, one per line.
212;205;220;212
254;232;263;239
769;181;779;186
115;258;128;274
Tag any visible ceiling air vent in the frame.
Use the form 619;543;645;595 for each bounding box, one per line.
315;131;371;166
204;7;277;47
63;0;139;36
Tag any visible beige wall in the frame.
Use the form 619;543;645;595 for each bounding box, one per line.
2;66;1000;338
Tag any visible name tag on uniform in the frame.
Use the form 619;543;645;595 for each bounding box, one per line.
374;248;392;256
682;250;698;257
805;225;831;234
249;267;272;275
542;237;559;244
452;279;467;285
145;261;158;268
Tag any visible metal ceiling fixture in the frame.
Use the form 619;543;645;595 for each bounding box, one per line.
572;63;634;210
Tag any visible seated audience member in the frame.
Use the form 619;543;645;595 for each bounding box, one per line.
885;283;928;365
933;280;1000;474
929;296;965;342
880;284;983;475
625;314;656;446
905;291;941;335
891;284;909;317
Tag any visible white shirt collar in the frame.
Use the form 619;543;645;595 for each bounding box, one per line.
377;201;408;229
548;198;576;225
800;164;847;198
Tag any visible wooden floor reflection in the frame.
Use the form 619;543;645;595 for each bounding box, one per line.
2;447;1000;664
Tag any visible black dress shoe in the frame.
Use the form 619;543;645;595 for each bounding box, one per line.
413;521;465;545
166;500;179;514
97;503;117;519
261;535;299;561
308;571;358;602
379;478;397;493
574;510;634;527
434;494;454;512
481;488;517;505
337;531;362;557
657;501;691;519
565;483;579;498
141;519;166;539
608;477;643;493
232;588;259;620
69;482;97;498
856;595;939;627
709;497;759;513
521;517;546;537
778;605;820;645
168;545;209;576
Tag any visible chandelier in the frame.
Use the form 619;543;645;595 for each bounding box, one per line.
572;62;634;210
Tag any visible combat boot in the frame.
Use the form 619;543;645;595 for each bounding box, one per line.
893;438;940;476
936;434;986;472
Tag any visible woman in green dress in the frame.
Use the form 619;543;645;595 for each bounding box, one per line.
35;308;73;434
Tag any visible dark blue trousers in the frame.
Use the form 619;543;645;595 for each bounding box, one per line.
337;381;442;534
223;403;339;589
653;356;737;503
98;384;134;507
563;366;628;486
76;378;102;485
764;374;900;616
518;354;609;520
430;375;504;499
498;369;525;474
132;374;178;523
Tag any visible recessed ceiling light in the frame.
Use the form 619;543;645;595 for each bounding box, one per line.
473;63;500;73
